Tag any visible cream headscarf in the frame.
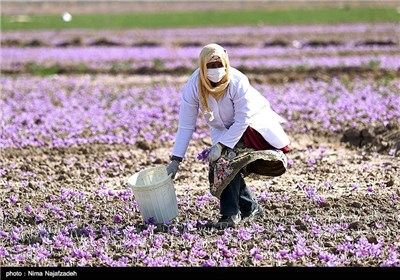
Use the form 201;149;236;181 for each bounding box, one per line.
198;43;230;113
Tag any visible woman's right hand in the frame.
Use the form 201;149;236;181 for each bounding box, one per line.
166;160;180;179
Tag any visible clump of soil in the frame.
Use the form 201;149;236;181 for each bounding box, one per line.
341;121;400;155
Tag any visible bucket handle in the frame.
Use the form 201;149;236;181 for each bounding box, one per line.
164;166;173;180
167;172;173;179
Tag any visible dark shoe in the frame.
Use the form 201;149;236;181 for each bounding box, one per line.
214;213;241;229
242;204;264;221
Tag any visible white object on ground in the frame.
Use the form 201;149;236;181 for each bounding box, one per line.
62;12;72;22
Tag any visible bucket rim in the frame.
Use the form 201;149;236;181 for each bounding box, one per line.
127;165;173;190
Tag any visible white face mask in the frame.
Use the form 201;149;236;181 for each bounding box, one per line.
207;67;226;83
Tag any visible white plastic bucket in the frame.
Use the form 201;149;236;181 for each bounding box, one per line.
127;166;178;224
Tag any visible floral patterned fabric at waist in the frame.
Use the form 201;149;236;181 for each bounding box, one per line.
208;143;288;198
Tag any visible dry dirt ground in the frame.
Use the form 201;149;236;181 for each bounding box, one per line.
1;119;399;263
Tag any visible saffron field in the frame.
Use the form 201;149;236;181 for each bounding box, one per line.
0;22;399;267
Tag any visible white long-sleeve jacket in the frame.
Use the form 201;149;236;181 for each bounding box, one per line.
172;67;290;158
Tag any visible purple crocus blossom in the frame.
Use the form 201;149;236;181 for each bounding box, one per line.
197;148;211;162
9;196;18;205
113;214;123;223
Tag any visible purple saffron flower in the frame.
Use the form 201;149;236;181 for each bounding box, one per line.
11;232;20;242
220;257;233;266
274;224;286;233
250;247;263;261
182;232;193;241
252;223;265;233
278;249;289;258
237;228;252;241
41;237;52;245
63;255;73;263
307;157;317;165
185;221;197;232
350;183;359;191
108;189;116;196
258;191;271;202
0;231;9;239
9;196;18;205
197;147;210;162
145;217;156;225
36;247;51;262
13;254;25;263
202;258;216;267
0;246;9;258
114;214;123;223
24;204;33;213
195;250;207;259
115;256;129;267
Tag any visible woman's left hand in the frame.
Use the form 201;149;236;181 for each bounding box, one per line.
208;143;223;162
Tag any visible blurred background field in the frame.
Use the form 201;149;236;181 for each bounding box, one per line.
1;0;399;30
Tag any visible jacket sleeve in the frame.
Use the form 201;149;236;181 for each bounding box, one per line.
171;74;200;158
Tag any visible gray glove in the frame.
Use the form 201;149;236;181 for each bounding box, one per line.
166;160;180;179
208;143;223;162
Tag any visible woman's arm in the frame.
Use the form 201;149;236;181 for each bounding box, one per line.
171;72;200;158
